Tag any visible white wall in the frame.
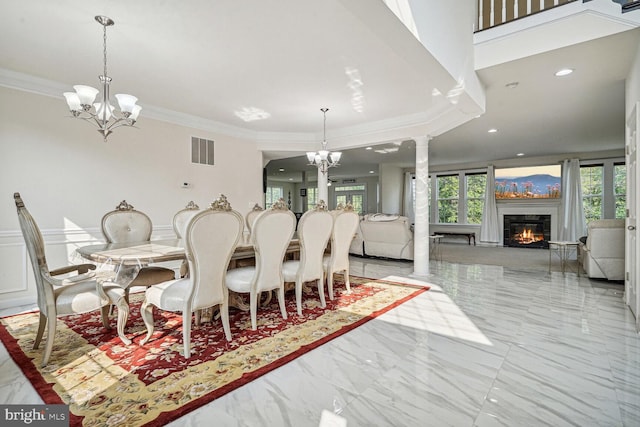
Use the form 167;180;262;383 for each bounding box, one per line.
379;163;404;214
0;86;263;307
628;34;640;114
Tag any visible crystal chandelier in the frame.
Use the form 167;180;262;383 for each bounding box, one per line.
307;108;342;175
63;16;141;141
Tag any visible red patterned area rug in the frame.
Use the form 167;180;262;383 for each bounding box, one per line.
0;276;428;427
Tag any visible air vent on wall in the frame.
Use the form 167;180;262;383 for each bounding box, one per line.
342;178;357;184
191;137;214;166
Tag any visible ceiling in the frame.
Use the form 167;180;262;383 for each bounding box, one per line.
1;1;639;183
269;26;640;182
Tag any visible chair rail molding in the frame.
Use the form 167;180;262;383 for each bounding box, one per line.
0;223;172;309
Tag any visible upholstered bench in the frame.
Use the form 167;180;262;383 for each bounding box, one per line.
435;231;476;245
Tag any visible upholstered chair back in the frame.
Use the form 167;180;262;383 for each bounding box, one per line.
186;208;243;309
173;201;200;239
296;209;333;281
101;200;152;243
329;210;360;272
251;207;296;293
245;204;265;234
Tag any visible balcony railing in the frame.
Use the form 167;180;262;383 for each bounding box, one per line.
477;0;639;31
476;0;577;31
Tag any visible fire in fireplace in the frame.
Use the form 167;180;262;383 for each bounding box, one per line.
503;214;551;249
512;225;544;245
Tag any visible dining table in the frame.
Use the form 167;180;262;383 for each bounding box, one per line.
74;237;300;345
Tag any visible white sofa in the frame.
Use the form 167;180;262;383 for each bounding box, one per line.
349;214;414;260
579;218;625;280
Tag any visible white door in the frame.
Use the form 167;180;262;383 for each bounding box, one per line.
625;102;639;330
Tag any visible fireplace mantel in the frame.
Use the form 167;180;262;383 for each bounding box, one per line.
497;200;560;244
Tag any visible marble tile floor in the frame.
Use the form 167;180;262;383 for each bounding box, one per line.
0;257;638;426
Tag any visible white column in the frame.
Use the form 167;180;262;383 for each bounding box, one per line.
413;135;430;277
317;166;328;206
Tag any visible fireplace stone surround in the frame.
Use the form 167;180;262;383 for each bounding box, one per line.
497;201;559;247
503;214;551;248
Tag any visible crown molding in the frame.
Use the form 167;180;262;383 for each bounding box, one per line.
0;67;479;151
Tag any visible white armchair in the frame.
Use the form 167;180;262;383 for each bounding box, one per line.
580;219;625;280
350;214;414;260
14;193;127;366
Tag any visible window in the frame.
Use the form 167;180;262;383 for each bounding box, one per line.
431;171;486;224
265;186;283;209
466;173;486;224
614;163;626;219
437;175;459;223
306;187;318;211
581;165;603;223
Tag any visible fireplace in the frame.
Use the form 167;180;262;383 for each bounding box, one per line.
503;214;551;249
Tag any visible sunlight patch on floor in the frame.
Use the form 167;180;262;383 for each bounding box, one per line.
379;275;493;346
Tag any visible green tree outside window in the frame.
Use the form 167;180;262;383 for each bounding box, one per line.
581;165;603;223
437;175;459;223
466;173;486;224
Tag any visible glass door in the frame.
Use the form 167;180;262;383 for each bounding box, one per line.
334;184;366;215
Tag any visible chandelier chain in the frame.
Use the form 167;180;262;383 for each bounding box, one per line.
321;107;329;149
103;23;108;78
306;107;341;175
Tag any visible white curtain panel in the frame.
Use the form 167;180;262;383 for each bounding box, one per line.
480;165;500;243
403;172;415;224
559;159;587;241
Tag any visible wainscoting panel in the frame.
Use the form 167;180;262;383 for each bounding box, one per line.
0;238;28;295
0;224;176;310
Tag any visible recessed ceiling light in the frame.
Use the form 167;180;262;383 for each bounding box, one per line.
365;147;372;150
288;178;293;181
516;153;525;157
488;128;498;133
369;170;375;174
278;168;285;172
555;68;573;77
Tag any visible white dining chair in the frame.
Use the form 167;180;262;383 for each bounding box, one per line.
173;200;200;239
172;201;200;278
323;204;360;300
225;199;296;330
14;192;127;366
140;195;243;358
101;200;176;294
282;201;333;315
245;203;264;235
